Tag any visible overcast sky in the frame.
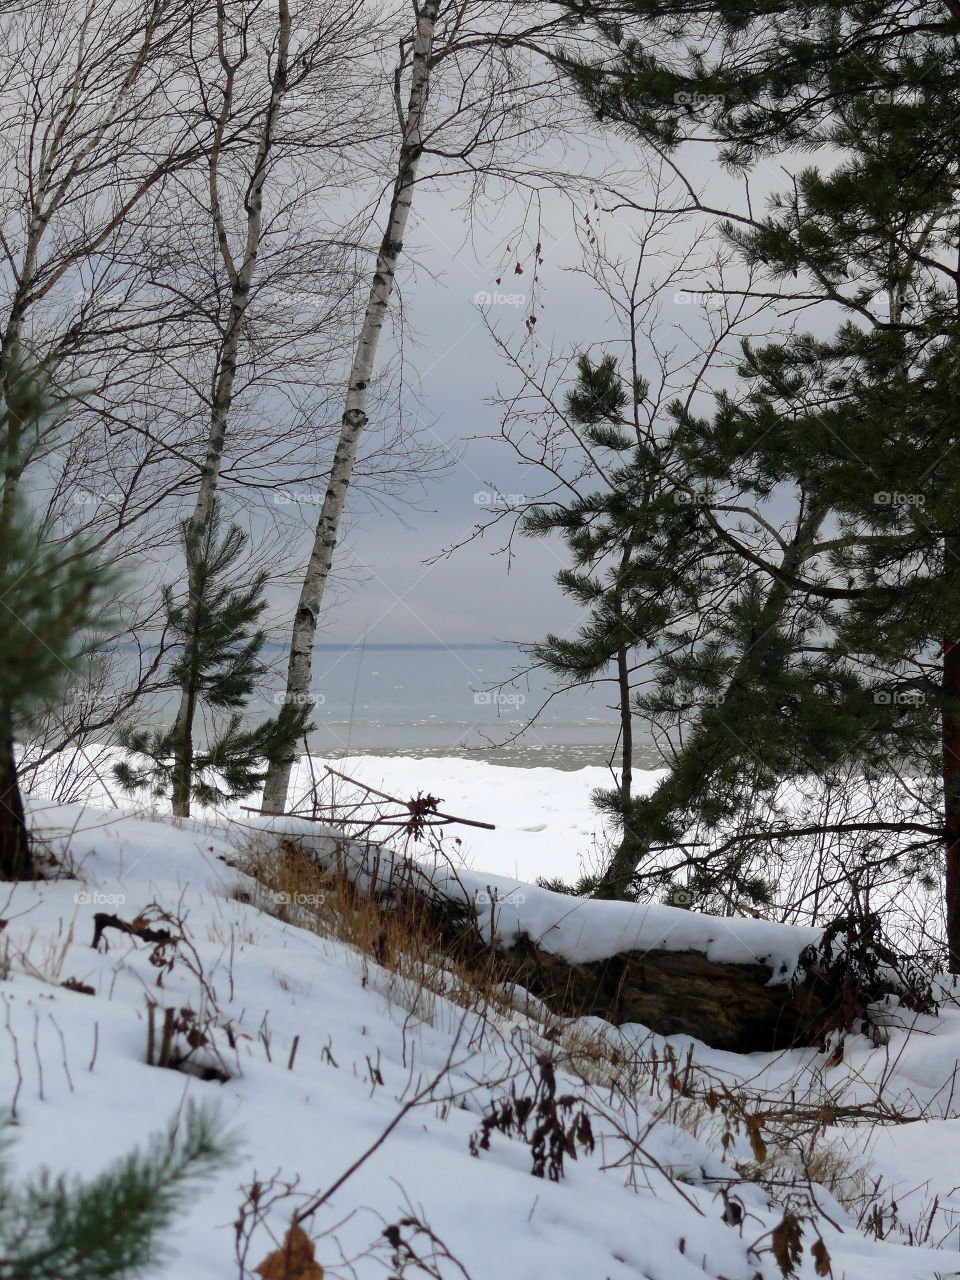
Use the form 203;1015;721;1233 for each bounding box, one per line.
271;123;801;650
320;184;599;649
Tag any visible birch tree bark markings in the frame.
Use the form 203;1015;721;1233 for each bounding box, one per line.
170;0;291;816
260;0;440;812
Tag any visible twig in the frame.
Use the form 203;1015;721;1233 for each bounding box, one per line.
92;911;174;950
295;1022;468;1224
243;766;496;831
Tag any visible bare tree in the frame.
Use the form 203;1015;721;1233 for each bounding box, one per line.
261;0;590;812
0;0;208;495
168;0;339;814
0;0;219;846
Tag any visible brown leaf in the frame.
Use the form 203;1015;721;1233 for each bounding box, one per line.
61;977;95;996
812;1237;832;1277
771;1212;804;1278
255;1223;324;1279
746;1114;767;1164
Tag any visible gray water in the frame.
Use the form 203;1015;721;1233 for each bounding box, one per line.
126;642;663;771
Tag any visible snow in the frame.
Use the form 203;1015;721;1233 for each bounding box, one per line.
249;758;821;977
4;759;960;1278
250;808;821;977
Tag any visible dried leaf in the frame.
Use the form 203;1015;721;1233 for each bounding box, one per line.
255;1222;324;1279
576;1110;594;1154
746;1114;767;1164
61;976;95;996
812;1237;832;1277
771;1212;804;1278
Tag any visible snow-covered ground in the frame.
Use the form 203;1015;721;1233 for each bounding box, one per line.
26;750;642;884
4;759;960;1279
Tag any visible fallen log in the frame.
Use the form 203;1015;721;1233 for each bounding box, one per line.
496;932;830;1054
350;873;839;1053
387;887;921;1055
244;815;927;1055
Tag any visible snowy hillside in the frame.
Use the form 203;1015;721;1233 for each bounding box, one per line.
3;774;960;1279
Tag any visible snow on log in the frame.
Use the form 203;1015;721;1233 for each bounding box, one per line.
245;815;848;1053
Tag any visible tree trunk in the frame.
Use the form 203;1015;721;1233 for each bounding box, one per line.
616;640;633;811
594;766;688;901
0;709;32;880
261;0;440;814
170;684;197;818
596;502;827;899
943;543;960;970
168;0;290;816
609;579;634;884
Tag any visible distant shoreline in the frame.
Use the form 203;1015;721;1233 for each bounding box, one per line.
305;742;665;772
121;640;522;653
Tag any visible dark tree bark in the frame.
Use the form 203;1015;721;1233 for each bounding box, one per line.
0;710;32;880
942;575;960;970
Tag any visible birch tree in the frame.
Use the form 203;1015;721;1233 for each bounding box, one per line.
168;0;296;816
261;0;582;812
159;0;390;816
0;0;213;832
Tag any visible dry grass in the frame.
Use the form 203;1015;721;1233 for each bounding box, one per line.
236;831;920;1240
234;834;543;1033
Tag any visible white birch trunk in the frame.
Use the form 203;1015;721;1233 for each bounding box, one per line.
170;0;290;816
260;0;440;813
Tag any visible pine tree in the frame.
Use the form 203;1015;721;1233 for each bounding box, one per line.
526;351;878;905
0;1103;229;1279
555;0;960;956
114;509;311;816
0;362;117;880
524;353;672;895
